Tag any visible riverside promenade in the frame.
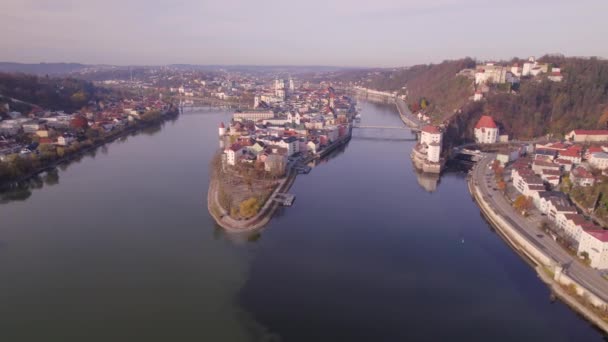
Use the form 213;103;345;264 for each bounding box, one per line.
208;168;297;232
395;98;422;130
208;134;351;232
471;154;608;332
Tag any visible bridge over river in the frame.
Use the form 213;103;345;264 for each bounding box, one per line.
351;124;418;141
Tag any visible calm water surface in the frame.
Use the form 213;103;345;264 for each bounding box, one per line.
0;101;604;341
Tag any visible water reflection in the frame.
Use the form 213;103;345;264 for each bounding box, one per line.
413;168;441;193
43;169;59;186
0;185;32;203
213;226;265;245
0;120;171;205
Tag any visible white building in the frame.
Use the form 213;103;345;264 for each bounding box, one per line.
474;64;507;85
218;122;226;137
233;111;274;122
226;143;244;166
578;230;608;270
511;64;522;77
419;125;442;164
288;78;295;92
474;115;499;144
420;125;442;146
590;152;608;170
473;91;483;102
427;142;441;163
57;135;75;146
566;130;608;143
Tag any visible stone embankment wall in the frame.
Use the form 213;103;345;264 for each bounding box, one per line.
470;181;608;333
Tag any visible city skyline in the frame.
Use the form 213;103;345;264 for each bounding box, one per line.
1;0;608;67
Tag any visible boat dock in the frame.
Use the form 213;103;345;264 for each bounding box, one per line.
274;193;296;206
294;165;312;174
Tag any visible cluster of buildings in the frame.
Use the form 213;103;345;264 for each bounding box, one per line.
219;84;355;176
465;56;563;102
253;77;297;108
506;132;608;269
0;97;171;161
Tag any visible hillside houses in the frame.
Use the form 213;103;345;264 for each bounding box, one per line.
0;97;174;162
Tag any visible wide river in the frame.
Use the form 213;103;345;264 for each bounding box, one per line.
0;100;605;341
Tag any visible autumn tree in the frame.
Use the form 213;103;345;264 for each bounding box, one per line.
497;179;506;193
70;114;88;130
513;195;533;215
239;197;261;218
598;107;608;128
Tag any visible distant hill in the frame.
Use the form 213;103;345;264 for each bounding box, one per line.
168;64;361;75
0;62;90;75
0;72;116;113
342;58;476;122
340;56;608;141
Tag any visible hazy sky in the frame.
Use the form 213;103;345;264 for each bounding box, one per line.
1;0;607;67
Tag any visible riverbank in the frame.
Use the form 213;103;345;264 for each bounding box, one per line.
208;167;297;233
0;109;179;191
208;134;351;232
395;98;422;129
469;160;608;334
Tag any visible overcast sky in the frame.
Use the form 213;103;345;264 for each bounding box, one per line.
1;0;607;67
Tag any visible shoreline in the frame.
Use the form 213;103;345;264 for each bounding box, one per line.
208;167;297;233
468;164;608;334
0;110;179;191
208;135;351;232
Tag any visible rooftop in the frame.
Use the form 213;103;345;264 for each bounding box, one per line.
475;115;498;129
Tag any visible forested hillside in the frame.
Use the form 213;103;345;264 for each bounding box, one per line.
484;57;608;138
342;59;476;122
0;73;115;113
342;56;608;141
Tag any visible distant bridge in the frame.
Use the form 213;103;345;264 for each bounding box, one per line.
351;136;417;142
353;125;412;130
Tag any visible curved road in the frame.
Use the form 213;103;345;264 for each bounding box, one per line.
473;154;608;302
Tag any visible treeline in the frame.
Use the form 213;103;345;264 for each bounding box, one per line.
0;73;114;113
339;59;476;121
397;59;476;119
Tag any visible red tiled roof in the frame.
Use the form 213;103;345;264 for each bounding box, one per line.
475;115;497;129
565;213;585;224
559;149;581;157
229;143;243;152
585;229;608;243
573;166;594;179
543;169;561;176
421;125;440;134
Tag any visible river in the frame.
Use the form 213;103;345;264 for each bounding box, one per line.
0;100;604;341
